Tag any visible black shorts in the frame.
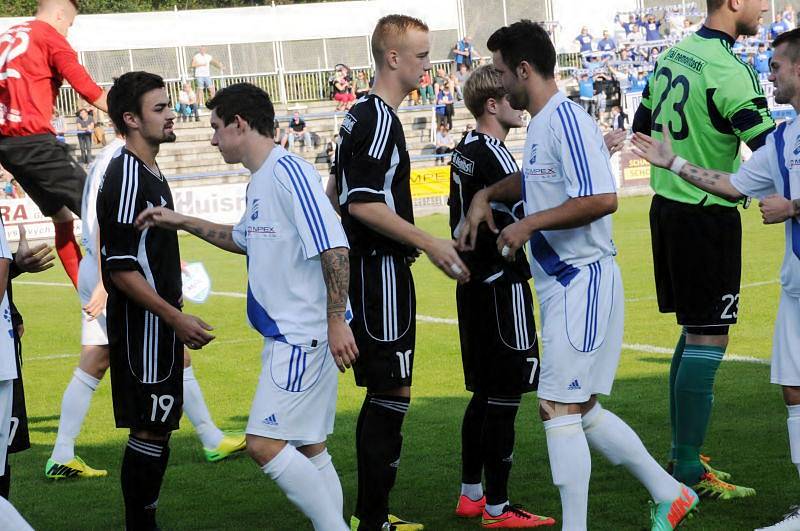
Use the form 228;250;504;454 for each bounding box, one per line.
0;134;86;217
650;194;742;327
9;334;29;455
457;281;539;395
350;254;416;392
108;303;184;431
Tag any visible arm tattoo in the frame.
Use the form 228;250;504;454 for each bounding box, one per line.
680;164;725;187
321;247;350;320
187;224;232;244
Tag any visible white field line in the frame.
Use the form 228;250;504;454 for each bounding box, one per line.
17;281;771;366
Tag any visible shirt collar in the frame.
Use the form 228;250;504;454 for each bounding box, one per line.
696;25;736;46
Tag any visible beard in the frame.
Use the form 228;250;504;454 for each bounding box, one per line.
163;131;177;143
735;18;760;37
507;88;528;111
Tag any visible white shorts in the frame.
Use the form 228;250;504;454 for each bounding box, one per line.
771;290;800;386
245;337;339;446
78;255;108;346
0;380;13;472
536;258;624;404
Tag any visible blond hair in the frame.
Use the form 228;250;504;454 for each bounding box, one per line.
371;14;429;67
463;65;506;119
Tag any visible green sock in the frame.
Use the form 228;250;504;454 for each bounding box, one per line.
672;343;725;484
668;331;687;462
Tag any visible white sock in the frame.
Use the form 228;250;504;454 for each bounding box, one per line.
486;501;509;517
309;449;344;515
51;368;99;463
582;403;681;503
182;366;224;449
0;497;33;531
262;444;348;531
544;414;590;531
787;404;800;478
460;482;484;501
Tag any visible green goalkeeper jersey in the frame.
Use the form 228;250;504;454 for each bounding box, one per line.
640;26;775;207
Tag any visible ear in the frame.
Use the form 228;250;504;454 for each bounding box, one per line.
386;49;400;70
485;97;499;116
122;112;138;131
517;61;532;81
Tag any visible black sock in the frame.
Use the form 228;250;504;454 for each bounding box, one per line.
461;393;487;488
483;396;520;506
0;461;10;499
121;436;170;530
356;394;409;531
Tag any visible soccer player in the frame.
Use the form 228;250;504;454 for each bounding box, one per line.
331;14;470;531
632;27;800;530
0;0;108;288
632;0;774;496
459;20;698;531
97;71;215;529
449;65;554;529
136;82;355;531
46;134;245;480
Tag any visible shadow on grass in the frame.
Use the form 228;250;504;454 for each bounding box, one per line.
6;356;788;530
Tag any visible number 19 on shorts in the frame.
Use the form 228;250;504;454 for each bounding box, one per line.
150;394;175;423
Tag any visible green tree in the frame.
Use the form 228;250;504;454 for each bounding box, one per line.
0;0;332;17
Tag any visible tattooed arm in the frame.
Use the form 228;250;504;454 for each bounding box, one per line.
321;246;358;371
631;132;744;202
135;207;246;254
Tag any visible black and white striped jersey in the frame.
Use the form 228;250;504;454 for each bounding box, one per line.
449;130;530;284
335;94;415;257
97;148;183;385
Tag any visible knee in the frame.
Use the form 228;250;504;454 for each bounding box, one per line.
538;399;583;421
246;435;286;467
783;386;800;406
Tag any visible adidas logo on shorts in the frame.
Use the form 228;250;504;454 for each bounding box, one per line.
263;414;279;426
567;379;582;391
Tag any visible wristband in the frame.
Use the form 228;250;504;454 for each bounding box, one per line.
669;156;687;175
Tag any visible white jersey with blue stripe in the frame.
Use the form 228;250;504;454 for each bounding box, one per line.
730;117;800;296
232;146;350;346
0;218;14;381
82;138;124;259
522;91;617;301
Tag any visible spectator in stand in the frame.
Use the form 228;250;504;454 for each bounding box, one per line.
575;26;594;52
177;82;199;122
51;108;66;143
630;70;649;92
771;12;791;40
754;42;772;76
287;111;312;153
11;179;23;198
620;13;640;35
455;63;470;89
756;15;770;42
419;71;434;105
333;70;355;111
354;71;370;98
448;70;463;101
578;72;595;116
92;113;107;147
783;3;796;29
453;36;479;70
628;23;646;43
433;67;448;94
462;123;474;139
611;106;627;130
597;30;617;58
434;124;454;165
273;118;287;148
436;82;455;130
192;45;225;106
75;108;93;164
3;180;13;199
643;14;662;41
648;46;662;64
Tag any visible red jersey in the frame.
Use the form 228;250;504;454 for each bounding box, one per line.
0;20;103;137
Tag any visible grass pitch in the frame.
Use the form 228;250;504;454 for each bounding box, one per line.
7;195;792;530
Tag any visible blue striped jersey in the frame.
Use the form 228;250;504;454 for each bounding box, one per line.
522;91;617;301
233;146;350;345
0;216;14;381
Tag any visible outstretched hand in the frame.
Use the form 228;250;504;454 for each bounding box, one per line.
631;132;675;169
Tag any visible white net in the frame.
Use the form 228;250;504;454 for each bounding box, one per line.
325;36;370;69
229;42;277;75
282;39;326;71
429;29;460;62
463;0;506;51
83;50;131;84
131;47;180;81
